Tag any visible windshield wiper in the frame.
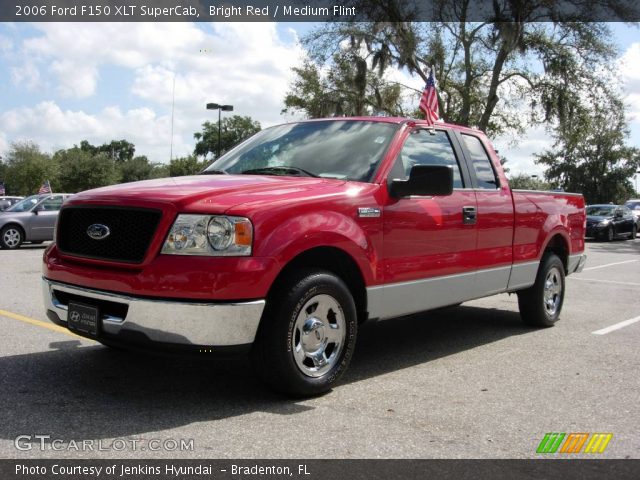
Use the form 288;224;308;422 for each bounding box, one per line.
199;169;228;175
240;166;319;178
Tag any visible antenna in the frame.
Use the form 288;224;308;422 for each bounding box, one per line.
170;74;175;161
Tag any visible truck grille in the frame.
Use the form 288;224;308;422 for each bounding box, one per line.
57;206;163;263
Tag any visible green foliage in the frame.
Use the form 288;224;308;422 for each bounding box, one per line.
296;5;619;137
54;148;120;193
119;156;154;184
193;115;261;159
536;93;640;204
1;141;59;195
168;155;209;177
508;174;552;191
283;53;405;118
80;139;135;162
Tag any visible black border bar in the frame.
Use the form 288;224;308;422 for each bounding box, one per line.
2;0;640;22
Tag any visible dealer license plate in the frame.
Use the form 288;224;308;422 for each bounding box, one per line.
67;301;100;336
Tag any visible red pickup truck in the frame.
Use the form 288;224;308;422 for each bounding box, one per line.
43;117;586;395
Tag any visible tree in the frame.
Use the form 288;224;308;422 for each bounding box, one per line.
54;148;120;193
168;155;208;177
536;92;640;204
283;54;405;117
193;115;261;159
2;141;59;195
119;156;154;183
80;139;135;162
295;2;621;137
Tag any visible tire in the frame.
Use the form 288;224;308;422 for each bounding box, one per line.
251;269;358;397
517;253;565;328
629;225;637;240
0;225;24;249
605;226;614;242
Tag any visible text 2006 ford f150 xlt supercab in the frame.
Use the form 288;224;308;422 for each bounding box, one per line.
43;117;586;395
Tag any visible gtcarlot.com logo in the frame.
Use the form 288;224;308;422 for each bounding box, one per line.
14;435;194;452
536;433;613;454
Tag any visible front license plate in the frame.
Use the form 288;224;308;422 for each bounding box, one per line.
67;301;100;336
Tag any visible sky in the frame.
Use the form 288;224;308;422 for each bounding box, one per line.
0;22;638;179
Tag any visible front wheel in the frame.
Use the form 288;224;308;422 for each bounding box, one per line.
517;253;565;327
251;269;357;397
0;225;24;249
605;226;614;242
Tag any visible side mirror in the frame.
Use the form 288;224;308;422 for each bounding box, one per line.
389;165;454;198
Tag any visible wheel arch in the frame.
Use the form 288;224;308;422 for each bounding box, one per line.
541;232;570;272
267;246;369;324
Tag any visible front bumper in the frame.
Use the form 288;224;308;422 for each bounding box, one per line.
43;277;265;348
585;224;607;238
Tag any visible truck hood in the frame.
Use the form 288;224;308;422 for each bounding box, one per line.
66;174;349;213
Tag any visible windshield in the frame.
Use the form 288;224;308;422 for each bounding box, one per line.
204;120;398;182
6;195;41;212
586;205;615;216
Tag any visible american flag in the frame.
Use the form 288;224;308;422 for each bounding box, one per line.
419;67;439;125
38;180;52;194
0;181;5;196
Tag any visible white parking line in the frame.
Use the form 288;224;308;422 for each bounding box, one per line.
592;316;640;335
582;259;639;271
573;278;640;287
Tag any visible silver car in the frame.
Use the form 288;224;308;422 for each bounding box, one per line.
0;194;73;249
624;199;640;229
0;196;24;211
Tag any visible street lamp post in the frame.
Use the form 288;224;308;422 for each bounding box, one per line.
206;103;234;159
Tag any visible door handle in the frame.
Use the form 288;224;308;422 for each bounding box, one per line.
462;206;477;225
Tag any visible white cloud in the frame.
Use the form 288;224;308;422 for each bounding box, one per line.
1;22;303;161
10;61;42;90
619;42;640;121
0;101;189;162
493;126;550;177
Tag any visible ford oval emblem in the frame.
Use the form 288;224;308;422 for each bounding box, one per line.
87;224;111;240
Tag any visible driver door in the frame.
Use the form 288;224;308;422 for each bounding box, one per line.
376;127;478;319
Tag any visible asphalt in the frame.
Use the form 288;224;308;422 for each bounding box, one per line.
0;239;638;459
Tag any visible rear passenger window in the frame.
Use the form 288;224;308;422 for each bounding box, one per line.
393;129;464;188
461;134;499;189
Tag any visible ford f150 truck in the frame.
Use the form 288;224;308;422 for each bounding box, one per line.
43;117;586;396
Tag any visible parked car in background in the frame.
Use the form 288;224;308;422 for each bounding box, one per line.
624;199;640;228
0;194;73;249
585;204;637;241
0;196;24;211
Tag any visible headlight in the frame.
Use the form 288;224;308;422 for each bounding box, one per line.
162;215;252;256
598;219;611;226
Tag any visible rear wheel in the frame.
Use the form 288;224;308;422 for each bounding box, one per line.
517;253;565;328
251;269;357;397
0;225;24;249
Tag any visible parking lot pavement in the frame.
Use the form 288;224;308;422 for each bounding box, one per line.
0;239;638;459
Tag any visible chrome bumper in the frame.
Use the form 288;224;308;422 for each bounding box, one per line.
568;253;587;274
42;278;265;346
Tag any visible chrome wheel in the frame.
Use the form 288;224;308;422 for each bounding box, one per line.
3;228;21;248
292;294;346;378
543;267;562;316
